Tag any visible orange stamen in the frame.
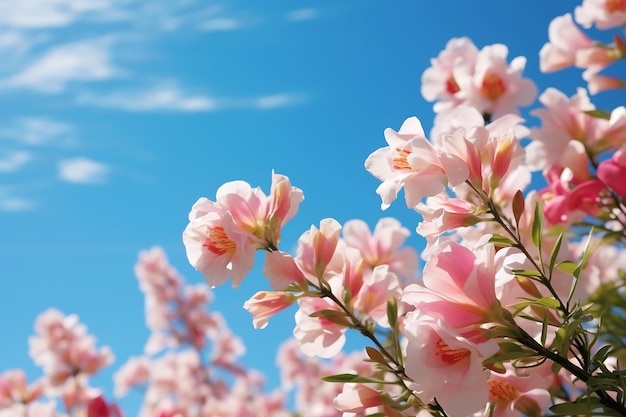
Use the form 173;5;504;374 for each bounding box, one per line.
435;338;471;364
606;0;626;13
203;226;236;255
488;380;518;403
446;75;461;94
392;148;411;171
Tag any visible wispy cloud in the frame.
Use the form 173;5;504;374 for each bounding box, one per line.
0;0;123;29
58;157;110;184
77;86;216;112
0;117;75;146
2;39;119;93
0;150;31;172
253;93;307;109
0;187;35;212
286;8;320;22
197;17;244;32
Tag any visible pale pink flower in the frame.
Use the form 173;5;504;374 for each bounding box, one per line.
526;87;601;170
342;217;418;280
135;247;182;302
430;105;485;145
113;357;151;397
243;291;298;329
540;14;594;73
183;200;257;288
0;370;43;408
0;401;60;417
365;116;468;209
421;37;479;110
263;218;344;289
403;313;498;416
415;195;481;240
597;106;626;152
575;0;626;29
584;72;626;94
351;265;402;327
456;44;537;118
480;366;551;417
293;286;347;358
333;383;405;417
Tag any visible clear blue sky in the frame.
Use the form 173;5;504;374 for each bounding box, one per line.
0;1;623;414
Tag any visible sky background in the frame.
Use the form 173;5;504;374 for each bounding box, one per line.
1;1;624;415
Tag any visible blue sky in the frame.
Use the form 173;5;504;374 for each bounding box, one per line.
1;1;623;414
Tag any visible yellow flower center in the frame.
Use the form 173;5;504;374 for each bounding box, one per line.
481;73;506;100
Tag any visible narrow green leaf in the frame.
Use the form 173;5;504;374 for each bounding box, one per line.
548;233;563;275
386;298;398;330
556;261;577;274
309;309;352;327
489;234;515;247
531;202;543;253
583;109;612;120
321;373;390;384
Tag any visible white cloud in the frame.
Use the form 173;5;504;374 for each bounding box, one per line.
198;18;243;32
0;0;120;29
58;157;110;184
3;39;119;93
0;150;31;172
286;8;319;22
254;93;305;109
0;187;35;211
0;117;74;146
78;86;216;112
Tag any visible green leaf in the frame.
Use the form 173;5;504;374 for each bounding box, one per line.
489;234;515;247
511;269;543;277
309;309;352;327
321;373;390;384
386;298;398;330
531;201;543;254
548;233;563;275
583;109;612;120
556;260;577;274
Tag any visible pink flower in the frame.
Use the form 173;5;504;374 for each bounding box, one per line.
333;383;405;417
575;0;626;29
293;288;347;358
342;217;419;280
526;88;601;170
183;172;303;288
416;195;481;240
183;200;257;288
351;265;402;327
539;14;594;73
365;116;468;209
484;366;552;417
113;357;151;397
402;241;502;329
243;291;298;329
263;218;344;289
456;44;537;118
597;146;626;199
403;313;498;416
584;73;626;95
0;370;43;408
421;37;479;111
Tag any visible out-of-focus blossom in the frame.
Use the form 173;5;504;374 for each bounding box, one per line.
421;37;479;111
575;0;626;29
597;146;626;199
540;14;594;72
456;44;537;118
86;395;123;417
342;217;419;280
0;370;44;408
